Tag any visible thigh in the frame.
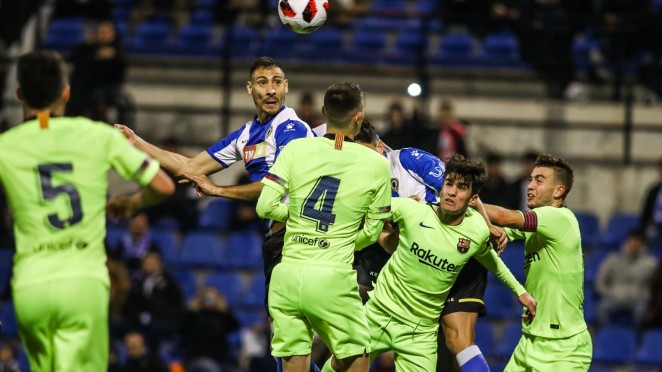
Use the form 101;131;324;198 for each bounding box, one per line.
442;259;487;317
392;323;438;372
366;301;394;364
304;265;370;360
269;263;314;357
13;285;55;372
533;330;593;372
262;228;285;311
53;279;109;372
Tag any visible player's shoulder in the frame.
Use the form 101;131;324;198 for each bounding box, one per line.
463;208;491;234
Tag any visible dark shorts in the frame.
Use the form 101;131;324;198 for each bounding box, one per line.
262;227;285;310
441;258;488;317
353;243;391;289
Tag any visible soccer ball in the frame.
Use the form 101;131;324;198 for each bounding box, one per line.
278;0;328;34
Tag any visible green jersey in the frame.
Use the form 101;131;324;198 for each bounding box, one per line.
506;206;587;339
371;198;525;328
260;135;391;265
0;117;160;289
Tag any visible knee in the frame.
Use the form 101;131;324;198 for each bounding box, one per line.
444;330;471;356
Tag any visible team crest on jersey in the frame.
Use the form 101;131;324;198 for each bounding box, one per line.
390;178;399;194
457;238;471;254
265;126;273;138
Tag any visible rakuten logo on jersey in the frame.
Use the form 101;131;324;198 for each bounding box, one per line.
291;235;330;249
410;242;461;272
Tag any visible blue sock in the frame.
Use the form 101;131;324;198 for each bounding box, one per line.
310;361;320;372
456;345;489;372
276;357;283;372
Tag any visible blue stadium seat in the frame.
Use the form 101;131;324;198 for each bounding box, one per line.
634;329;662;365
598;213;640;250
388;30;426;64
494;321;521;357
171;23;215;56
151;217;180;232
593;326;636;364
127;19;171;55
348;30;387;63
300;27;345;61
584;250;608;285
481;32;520;67
42;18;86;52
105;227;125;252
498;247;525;281
415;0;440;13
190;9;215;26
0;301;18;336
151;230;179;265
435;33;476;66
262;26;307;60
112;6;132;24
483;283;520;320
474;322;495;357
171;269;198;302
582;287;596;324
369;0;407;12
205;272;243;307
198;199;234;232
219;231;263;270
575;211;601;248
572;36;599;74
227;26;260;59
240;273;266;310
178;231;224;268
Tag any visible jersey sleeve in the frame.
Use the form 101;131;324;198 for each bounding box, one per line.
206;124;245;168
261;141;292;194
366;158;393;220
399;148;446;197
108;129;160;186
273;120;312;160
505;225;527;241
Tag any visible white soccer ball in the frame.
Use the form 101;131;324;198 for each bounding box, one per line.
278;0;328;34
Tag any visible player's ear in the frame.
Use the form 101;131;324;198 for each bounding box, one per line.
16;88;23;102
246;81;252;95
553;184;566;199
321;106;326;119
468;193;479;205
61;84;71;102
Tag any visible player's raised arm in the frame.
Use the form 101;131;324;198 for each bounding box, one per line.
483;202;526;229
179;173;264;201
115;124;224;176
107;168;175;220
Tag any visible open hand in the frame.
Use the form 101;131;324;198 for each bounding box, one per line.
179;173;219;197
489;225;508;255
107;194;139;221
114;124;139;145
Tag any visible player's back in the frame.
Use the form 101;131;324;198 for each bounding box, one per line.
281;135;391;264
0;117;140;288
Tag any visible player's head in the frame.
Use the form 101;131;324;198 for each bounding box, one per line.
322;82;364;136
354;118;378;149
527;153;574;208
440;154;487;218
16;50;69;111
246;56;288;122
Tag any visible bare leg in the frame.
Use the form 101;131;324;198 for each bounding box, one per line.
440;311;479;371
283;355;312;372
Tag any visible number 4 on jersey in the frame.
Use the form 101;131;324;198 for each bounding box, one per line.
301;176;340;233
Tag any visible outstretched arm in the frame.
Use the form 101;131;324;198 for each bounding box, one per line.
107;168;175;220
180;173;263;201
483;202;525;229
472;197;508;252
377;222;399;254
115;124;223;176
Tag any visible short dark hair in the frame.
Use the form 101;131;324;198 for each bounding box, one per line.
354;119;377;145
628;227;647;242
445;154;487;196
17;50;68;109
535;154;574;199
323;82;363;127
249;56;283;79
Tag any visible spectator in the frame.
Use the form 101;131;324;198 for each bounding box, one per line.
114;213;160;275
379;100;416;151
595;228;657;328
442;0;491;36
180;286;240;372
513;150;540;211
296;91;324;131
123;251;184;351
641;158;662;241
0;341;20;372
67;21;127;122
122;331;169;372
479;152;518;209
145;137;200;233
130;0;190;32
108;257;131;338
435;98;468;162
645;258;662;328
239;315;275;372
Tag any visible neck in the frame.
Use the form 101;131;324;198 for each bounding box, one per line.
23;104;64;120
435;206;465;226
325;127;355;140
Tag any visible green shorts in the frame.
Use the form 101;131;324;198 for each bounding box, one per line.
13;277;109;372
366;300;439;371
505;329;592;372
269;259;370;359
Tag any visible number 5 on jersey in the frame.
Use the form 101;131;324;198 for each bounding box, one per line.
301;176;340;233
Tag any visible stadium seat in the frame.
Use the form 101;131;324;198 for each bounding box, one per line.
190;9;215;26
494;321;522;357
237;309;268;329
205;272;243;307
369;0;407;13
171;23;215;56
474;322;495;357
112;6;132;24
198;199;234;232
262;26;308;60
171;269;198;302
497;247;525;281
300;27;345;61
582;287;597;324
593;326;636;364
435;33;476;66
415;0;440;13
0;301;18;336
481;32;520;67
227;25;260;59
105;227;125;252
575;211;601;249
634;329;662;365
388;30;426;65
127;19;171;55
572;36;599;74
598;213;640;250
240;274;266;310
178;231;225;268
348;30;387;63
584;250;608;285
483;283;520;320
150;230;179;264
42;18;86;52
219;231;263;270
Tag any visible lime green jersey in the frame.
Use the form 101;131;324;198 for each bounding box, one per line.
506;206;587;338
260;135;391;265
0;117;160;289
371;198;525;328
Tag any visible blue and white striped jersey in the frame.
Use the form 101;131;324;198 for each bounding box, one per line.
206;106;313;182
387;147;445;202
